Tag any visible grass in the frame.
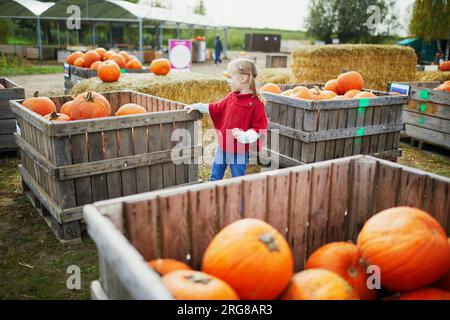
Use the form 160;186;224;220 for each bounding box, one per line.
0;55;63;76
398;143;450;177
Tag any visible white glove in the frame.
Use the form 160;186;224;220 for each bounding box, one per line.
232;128;259;144
184;103;209;114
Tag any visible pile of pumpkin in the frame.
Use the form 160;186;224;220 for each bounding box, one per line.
21;91;148;121
260;71;379;100
433;80;450;92
147;207;450;300
66;48;171;83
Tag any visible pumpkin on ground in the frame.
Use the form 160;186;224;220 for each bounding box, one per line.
323;79;338;93
116;103;147;116
97;61;121;83
357;206;450;292
162;270;239;300
399;288;450;300
22;91;57;116
71;91;111;120
336;71;364;94
150;58;171;76
83;50;101;68
202;218;293;300
126;59;142;69
305;242;377;300
280;269;359;300
353;91;377;99
59;100;74;117
44;112;71;122
148;259;192;276
343;89;361;98
66;51;84;65
440;61;450;71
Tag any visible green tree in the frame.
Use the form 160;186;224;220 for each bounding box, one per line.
409;0;450;59
305;0;336;44
194;0;207;16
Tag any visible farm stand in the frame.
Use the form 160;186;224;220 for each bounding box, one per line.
10;91;201;244
0;78;24;152
83;155;449;299
64;64;150;94
261;84;407;168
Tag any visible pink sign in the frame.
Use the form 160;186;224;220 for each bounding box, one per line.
169;39;192;72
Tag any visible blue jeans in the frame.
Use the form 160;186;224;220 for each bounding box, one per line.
214;50;222;64
210;147;249;181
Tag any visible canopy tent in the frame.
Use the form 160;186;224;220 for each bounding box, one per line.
0;0;228;60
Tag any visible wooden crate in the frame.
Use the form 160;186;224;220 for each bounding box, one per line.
83;155;450;299
0;78;25;152
10;91;202;244
266;54;288;68
64;64;151;94
261;84;407;168
399;82;449;150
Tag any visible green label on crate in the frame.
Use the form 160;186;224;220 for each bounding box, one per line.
420;90;429;100
358;98;370;107
120;68;126;74
418;117;425;125
356;127;365;136
419;104;427;112
354;137;362;145
358;107;365;114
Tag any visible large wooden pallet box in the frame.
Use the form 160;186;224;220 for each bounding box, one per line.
0;78;24;152
10;90;201;243
260;84;407;168
83;155;449;299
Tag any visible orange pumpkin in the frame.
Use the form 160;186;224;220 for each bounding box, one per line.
260;83;282;94
202;218;293;300
148;259;192;276
59;100;74;117
66;51;84;65
344;89;361;98
305;242;377;300
128;54;137;61
44;112;71;122
357;207;450;292
116;103;147;116
118;51;130;63
281;89;294;96
162;270;239;300
104;50;116;61
150;58;171;76
399;288;450;300
323;79;338;93
353;91;377;99
73;57;85;68
97;60;121;83
125;59;142;69
434;238;450;291
94;47;106;60
280;269;359;300
90;61;102;71
110;54;126;69
22;91;57;116
440;61;450;71
291;86;312;99
71;91;111;120
309;86;337;100
83;50;101;68
433;81;450;92
336;71;364;94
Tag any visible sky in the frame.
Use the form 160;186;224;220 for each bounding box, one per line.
139;0;415;35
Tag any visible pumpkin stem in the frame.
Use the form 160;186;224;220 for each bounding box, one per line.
312;86;321;95
49;112;59;121
86;91;94;102
33;91;39;97
259;233;280;252
185;274;211;285
347;266;358;279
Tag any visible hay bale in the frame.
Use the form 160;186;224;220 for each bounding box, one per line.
70;72;230;104
416;71;450;82
291;45;417;91
257;68;296;84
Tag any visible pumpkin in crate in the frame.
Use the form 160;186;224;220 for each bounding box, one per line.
83;50;101;68
399;288;450;300
353;91;377;99
66;51;84;65
98;61;121;83
291;86;312;99
344;89;361;98
110;54;127;69
71;91;112;120
336;71;364;95
202;218;293;300
332;95;350;100
281;89;293;96
434;238;450;291
280;269;359;300
309;86;337;100
22;91;57;116
162;270;239;300
357;207;450;292
44;112;71;122
150;58;171;76
73;57;86;68
104;50;116;61
433;81;450;92
148;259;191;276
90;61;102;71
60;100;74;117
305;242;377;300
323;79;338;93
118;51;131;63
126;59;142;70
116;103;147;116
94;47;106;60
260;83;281;94
440;61;450;71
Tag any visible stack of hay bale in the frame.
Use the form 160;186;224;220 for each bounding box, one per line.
256;68;296;84
291;44;417;90
416;71;450;82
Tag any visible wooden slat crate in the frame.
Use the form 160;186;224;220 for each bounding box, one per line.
394;82;449;150
10;90;201;244
0;78;25;152
64;64;151;94
265;54;288;68
260;84;407;168
83;155;450;300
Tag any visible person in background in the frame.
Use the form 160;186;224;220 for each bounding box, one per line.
214;35;223;65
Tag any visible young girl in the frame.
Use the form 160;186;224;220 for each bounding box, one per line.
185;58;268;181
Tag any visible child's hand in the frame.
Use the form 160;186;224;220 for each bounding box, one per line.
232;128;243;139
184;103;209;114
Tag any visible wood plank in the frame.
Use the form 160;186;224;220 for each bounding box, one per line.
284;106;296;159
88;132;108;202
266;173;290;236
0;134;18;150
374;162;402;213
119;128;137;196
377;106;390;153
148;124;164;190
403;111;450;133
397;168;426;208
242;176;267;220
133;126;151;193
369;106;382;154
103;130;123;199
406;99;450;119
324;110;338;160
423;176;450;232
343;108;357;157
161;122;176;188
404;124;450;149
352;107;365;155
333;109;347;159
291;108;304;161
300;110;317;164
314;110;329;162
385;106;397;151
186;120;199;183
361;107;374;154
216;181;242;229
277;104;288;157
71;133;93;206
0;119;17;135
173;121;188;186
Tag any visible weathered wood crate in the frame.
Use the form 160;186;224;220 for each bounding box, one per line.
83;155;450;299
10;91;201;244
0;78;24;152
64;64;150;94
393;82;449;150
260;84;407;168
265;54;288;68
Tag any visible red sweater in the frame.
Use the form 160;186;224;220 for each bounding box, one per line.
209;92;268;153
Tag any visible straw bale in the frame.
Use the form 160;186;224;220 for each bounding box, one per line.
416;71;450;82
257;68;296;84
